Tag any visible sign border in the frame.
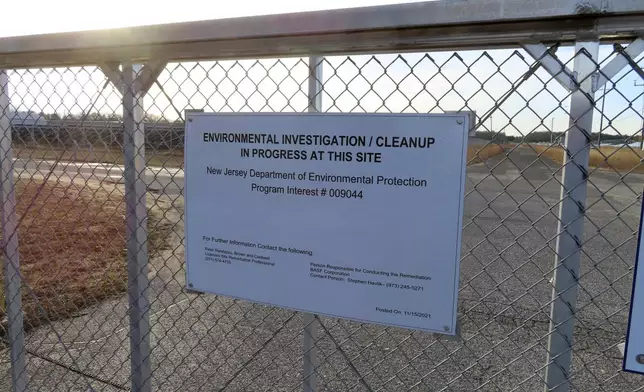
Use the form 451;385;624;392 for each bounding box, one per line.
623;195;644;375
183;112;470;335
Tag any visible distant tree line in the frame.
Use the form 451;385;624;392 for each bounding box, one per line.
475;130;641;144
42;112;180;123
31;113;644;145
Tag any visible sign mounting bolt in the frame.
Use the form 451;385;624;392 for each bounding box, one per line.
637;354;644;364
456;118;463;124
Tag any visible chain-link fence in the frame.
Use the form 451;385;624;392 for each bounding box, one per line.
1;4;644;392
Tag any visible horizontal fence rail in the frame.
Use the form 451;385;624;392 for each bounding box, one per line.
1;0;644;68
1;1;644;391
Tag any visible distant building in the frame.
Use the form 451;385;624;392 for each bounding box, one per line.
8;110;48;126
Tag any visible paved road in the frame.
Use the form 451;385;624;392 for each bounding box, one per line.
12;158;185;196
2;146;643;391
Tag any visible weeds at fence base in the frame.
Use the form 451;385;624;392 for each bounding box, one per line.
0;178;170;331
532;144;644;173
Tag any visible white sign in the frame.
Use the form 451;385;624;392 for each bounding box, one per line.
184;113;468;334
624;205;644;375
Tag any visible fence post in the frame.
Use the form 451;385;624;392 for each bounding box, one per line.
303;56;323;392
122;62;151;392
544;41;598;392
0;71;28;392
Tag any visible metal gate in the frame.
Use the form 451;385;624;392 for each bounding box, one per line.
1;1;644;391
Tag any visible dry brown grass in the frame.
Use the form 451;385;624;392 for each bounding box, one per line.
0;179;169;329
532;144;644;173
468;143;506;165
16;144;505;169
15;146;184;168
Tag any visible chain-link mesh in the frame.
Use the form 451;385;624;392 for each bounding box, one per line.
1;39;643;392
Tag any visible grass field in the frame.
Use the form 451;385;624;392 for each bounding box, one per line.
0;179;170;330
16;143;506;168
468;143;506;165
15;146;184;168
532;144;644;173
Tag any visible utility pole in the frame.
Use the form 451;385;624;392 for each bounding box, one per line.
637;80;644;150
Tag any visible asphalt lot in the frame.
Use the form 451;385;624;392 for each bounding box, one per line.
1;145;643;391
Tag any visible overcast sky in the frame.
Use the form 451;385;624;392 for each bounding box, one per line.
2;0;643;138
